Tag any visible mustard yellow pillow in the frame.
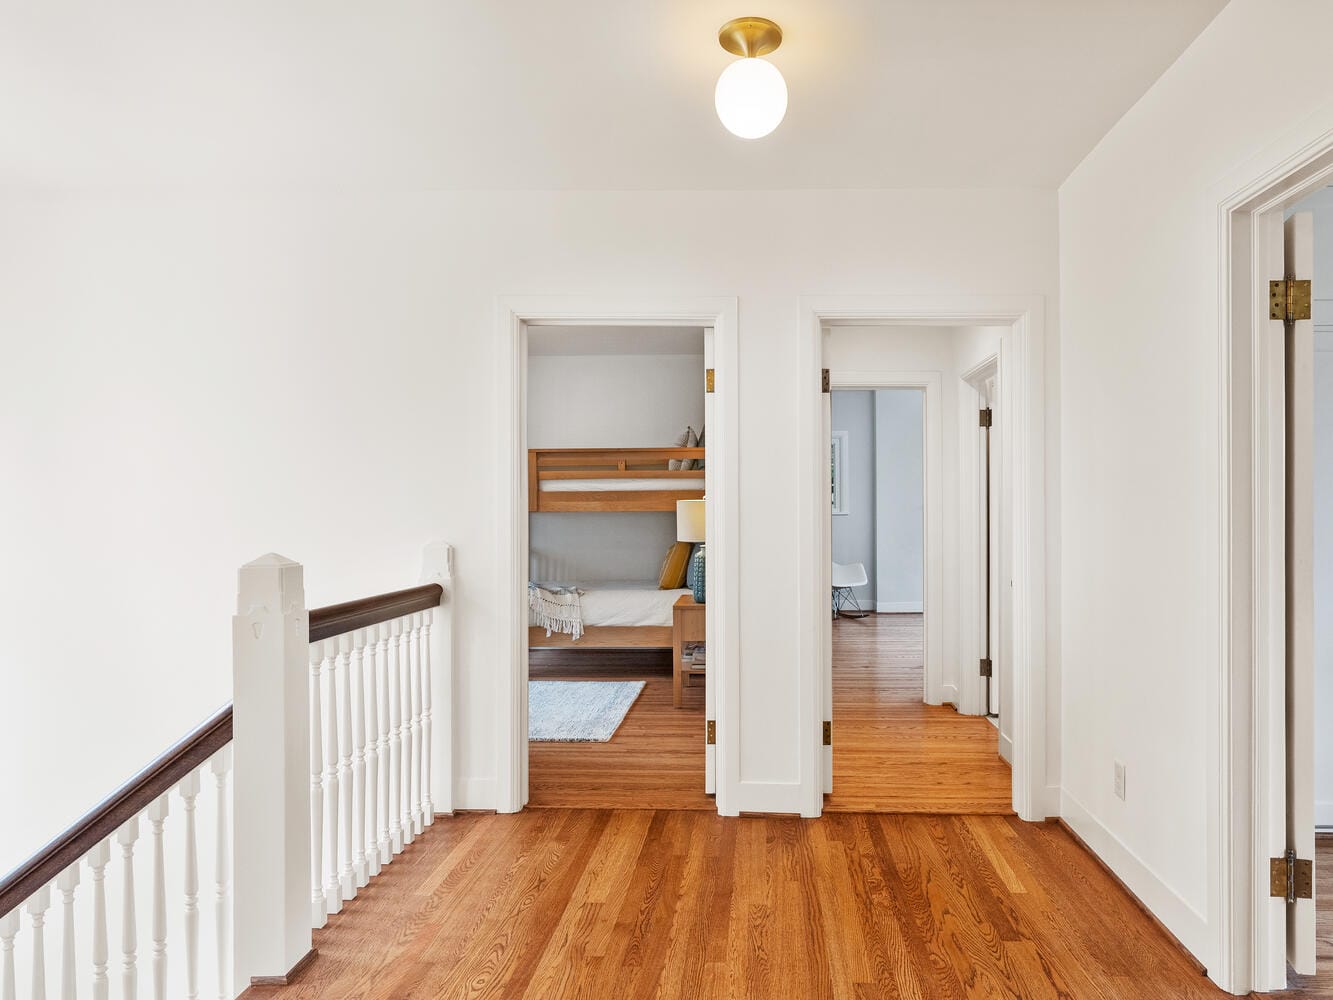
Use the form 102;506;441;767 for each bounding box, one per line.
658;541;693;589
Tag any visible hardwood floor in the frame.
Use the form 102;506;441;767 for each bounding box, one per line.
527;651;711;810
240;809;1260;1000
826;613;1013;814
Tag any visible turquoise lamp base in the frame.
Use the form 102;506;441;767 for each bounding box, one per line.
691;544;706;604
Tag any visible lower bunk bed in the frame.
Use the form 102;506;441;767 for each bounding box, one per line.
528;582;688;650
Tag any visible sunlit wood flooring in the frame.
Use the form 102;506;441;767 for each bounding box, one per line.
240;808;1264;1000
527;650;710;810
826;613;1013;814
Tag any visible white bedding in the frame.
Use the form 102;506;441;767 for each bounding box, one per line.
530;582;688;628
540;477;705;493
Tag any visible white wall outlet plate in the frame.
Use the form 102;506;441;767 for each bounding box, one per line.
1114;761;1127;800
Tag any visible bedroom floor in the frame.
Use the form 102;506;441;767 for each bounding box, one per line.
528;650;712;810
826;613;1014;814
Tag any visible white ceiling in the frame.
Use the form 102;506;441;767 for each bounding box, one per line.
0;0;1227;191
528;326;705;357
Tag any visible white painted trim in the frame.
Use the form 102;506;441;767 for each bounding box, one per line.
875;601;924;613
1212;117;1333;993
495;296;741;817
797;295;1048;823
1061;790;1210;961
998;732;1013;765
454;776;495;811
958;356;1001;719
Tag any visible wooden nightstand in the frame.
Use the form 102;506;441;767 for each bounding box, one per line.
672;594;706;708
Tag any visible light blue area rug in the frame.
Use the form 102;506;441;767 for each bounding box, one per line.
528;680;646;742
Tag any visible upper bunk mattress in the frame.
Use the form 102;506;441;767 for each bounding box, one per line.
539;477;705;493
552;583;690;628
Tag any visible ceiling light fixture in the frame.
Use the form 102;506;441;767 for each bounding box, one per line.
714;17;787;140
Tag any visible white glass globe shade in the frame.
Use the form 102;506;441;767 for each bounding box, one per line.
714;58;787;139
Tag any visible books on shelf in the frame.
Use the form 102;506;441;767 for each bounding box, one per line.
685;643;706;667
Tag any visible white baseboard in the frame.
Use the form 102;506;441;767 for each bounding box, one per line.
940;682;959;706
455;776;496;811
998;731;1013;764
875;601;924;613
1059;789;1210;966
1317;800;1333;829
734;780;805;816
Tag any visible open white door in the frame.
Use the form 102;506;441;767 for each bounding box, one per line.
822;367;833;794
704;328;716;794
1284;211;1317;975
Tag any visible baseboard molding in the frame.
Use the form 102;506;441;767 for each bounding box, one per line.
250;948;317;987
940;683;959;707
1317;799;1333;828
875;601;924;613
1058;790;1209;970
735;780;804;816
455;776;496;811
998;731;1013;764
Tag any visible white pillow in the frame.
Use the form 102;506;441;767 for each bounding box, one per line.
669;426;693;470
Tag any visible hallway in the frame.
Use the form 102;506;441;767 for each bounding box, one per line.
825;614;1013;814
239;808;1234;1000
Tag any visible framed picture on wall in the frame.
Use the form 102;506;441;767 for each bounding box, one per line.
831;431;849;516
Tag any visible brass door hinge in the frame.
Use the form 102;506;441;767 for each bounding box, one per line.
706;720;716;745
822;720;832;746
821;369;831;393
979;658;993;678
979;408;993;428
1269;848;1314;902
1270;279;1312;321
705;368;715;393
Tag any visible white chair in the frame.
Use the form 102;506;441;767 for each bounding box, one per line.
831;561;870;619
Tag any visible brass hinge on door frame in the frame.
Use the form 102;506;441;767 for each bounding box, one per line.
821;369;831;393
979;658;993;678
1269;848;1314;901
705;368;715;393
822;721;832;746
1270;279;1312;321
979;408;993;428
706;720;716;745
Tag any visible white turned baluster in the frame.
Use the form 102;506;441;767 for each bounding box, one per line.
116;818;138;1000
376;626;392;865
362;632;381;878
56;866;79;1000
349;632;368;888
26;885;51;1000
321;645;342;915
209;750;231;1000
335;636;355;901
420;607;434;824
407;614;423;837
178;772;200;1000
145;795;168;1000
308;644;326;929
397;620;413;846
86;841;110;1000
1;908;18;1000
385;621;403;856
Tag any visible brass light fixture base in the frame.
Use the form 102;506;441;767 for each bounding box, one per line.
718;17;783;58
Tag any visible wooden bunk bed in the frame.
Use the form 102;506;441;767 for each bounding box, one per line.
527;446;705;513
528;445;704;651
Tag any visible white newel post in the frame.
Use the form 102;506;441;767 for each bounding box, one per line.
231;554;313;991
419;541;454;817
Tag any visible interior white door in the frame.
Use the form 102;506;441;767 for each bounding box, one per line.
704;328;716;795
1284;211;1317;975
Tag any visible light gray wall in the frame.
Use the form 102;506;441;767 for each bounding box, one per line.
831;391;877;603
527;351;703;583
874;389;925;612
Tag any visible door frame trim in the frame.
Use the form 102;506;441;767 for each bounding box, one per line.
494;296;741;816
796;295;1048;820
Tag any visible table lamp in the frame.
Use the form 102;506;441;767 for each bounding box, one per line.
676;499;707;603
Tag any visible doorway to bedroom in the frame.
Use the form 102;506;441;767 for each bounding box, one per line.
524;324;713;810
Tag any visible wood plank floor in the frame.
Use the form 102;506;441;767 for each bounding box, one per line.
827;614;1013;814
527;651;711;811
239;808;1285;1000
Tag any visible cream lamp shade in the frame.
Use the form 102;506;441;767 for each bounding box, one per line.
676;499;707;543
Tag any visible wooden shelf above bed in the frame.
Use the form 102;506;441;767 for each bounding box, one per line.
528;625;674;649
528;447;705;512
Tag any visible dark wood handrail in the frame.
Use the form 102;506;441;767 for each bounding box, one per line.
308;583;444;643
0;705;234;919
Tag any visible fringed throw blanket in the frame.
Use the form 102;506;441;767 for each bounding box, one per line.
529;583;585;641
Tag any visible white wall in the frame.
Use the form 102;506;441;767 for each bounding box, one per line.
527;350;703;583
874;389;925;612
831;390;877;604
0;186;1058;866
1058;0;1333;977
